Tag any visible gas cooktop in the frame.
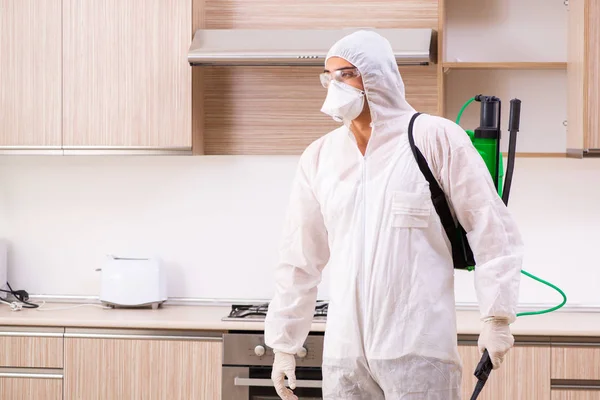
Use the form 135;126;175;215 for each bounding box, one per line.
221;301;328;322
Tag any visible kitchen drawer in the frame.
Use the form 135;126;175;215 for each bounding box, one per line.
0;326;64;368
551;389;600;400
552;343;600;380
0;368;63;400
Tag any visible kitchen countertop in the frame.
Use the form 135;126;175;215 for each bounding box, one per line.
0;303;599;337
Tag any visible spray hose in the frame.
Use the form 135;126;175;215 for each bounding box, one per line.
456;96;567;399
456;97;476;127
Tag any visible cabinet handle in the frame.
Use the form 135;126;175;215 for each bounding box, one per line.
0;332;63;338
552;384;600;390
0;147;63;156
552;342;600;347
0;372;63;379
61;147;192;156
64;332;222;341
234;377;322;388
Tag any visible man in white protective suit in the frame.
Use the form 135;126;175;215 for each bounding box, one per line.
264;30;524;400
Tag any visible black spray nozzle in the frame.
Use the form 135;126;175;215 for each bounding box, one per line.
474;349;494;382
508;98;522;132
470;349;494;400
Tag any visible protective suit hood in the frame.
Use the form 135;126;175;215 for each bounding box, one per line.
325;30;415;126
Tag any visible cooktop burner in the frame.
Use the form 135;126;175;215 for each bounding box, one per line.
222;301;328;322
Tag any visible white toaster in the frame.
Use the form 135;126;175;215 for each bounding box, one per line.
98;256;167;309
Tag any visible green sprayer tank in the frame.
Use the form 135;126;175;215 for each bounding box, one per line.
456;95;521;203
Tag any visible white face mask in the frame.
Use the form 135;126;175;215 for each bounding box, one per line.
320;80;365;123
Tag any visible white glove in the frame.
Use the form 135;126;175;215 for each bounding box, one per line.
271;351;298;400
478;317;515;369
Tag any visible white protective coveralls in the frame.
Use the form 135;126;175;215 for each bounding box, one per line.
264;30;524;399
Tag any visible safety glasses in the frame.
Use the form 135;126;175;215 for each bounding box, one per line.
319;67;361;88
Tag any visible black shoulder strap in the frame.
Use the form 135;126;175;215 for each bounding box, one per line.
408;112;475;270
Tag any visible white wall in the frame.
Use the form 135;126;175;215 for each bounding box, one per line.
0;155;298;301
0;155;599;310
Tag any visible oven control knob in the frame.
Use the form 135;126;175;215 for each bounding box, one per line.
297;347;308;358
254;345;266;357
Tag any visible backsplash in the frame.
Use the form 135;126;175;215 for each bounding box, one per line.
0;155;598;309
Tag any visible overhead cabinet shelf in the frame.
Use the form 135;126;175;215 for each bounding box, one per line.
187;28;438;66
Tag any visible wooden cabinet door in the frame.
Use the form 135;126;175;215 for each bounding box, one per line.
64;330;222;400
0;0;62;148
458;343;551;399
583;0;600;151
566;0;600;156
62;0;192;150
552;345;600;380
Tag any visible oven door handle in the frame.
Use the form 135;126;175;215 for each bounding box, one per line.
234;377;322;388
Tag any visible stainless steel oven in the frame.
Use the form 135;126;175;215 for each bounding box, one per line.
222;332;324;400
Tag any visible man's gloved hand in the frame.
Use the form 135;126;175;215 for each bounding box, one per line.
478;317;515;369
271;350;298;400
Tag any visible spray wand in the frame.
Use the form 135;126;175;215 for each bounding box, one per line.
456;96;567;400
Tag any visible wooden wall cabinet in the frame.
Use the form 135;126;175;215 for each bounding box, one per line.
0;0;62;150
64;329;222;400
62;0;192;152
2;0;597;156
2;0;192;153
458;342;551;399
193;0;596;157
192;0;442;155
566;0;600;157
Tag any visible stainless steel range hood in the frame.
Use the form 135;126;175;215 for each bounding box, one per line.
188;28;437;66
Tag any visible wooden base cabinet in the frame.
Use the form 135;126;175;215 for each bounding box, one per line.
551;343;600;399
458;343;551;399
552;345;600;381
0;327;64;399
64;329;222;400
